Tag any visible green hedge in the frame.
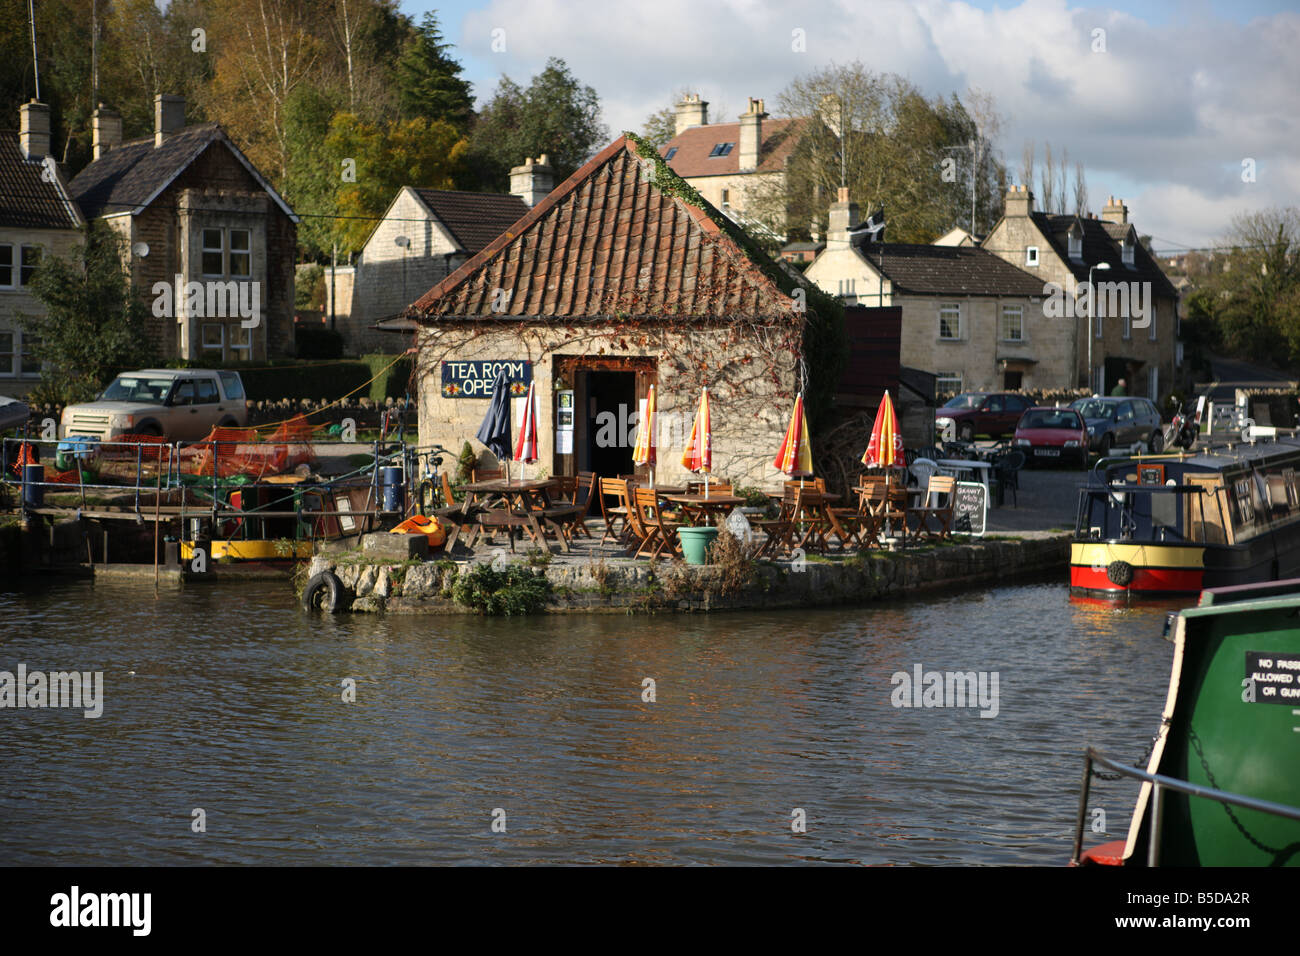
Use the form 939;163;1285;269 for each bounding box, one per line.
166;354;413;403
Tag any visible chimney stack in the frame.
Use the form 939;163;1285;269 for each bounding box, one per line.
674;93;708;137
509;155;554;208
154;94;186;147
19;101;50;161
92;104;122;160
738;97;767;172
1101;196;1128;224
827;187;861;251
1005;184;1034;218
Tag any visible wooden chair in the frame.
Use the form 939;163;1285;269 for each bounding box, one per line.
826;493;878;551
907;475;956;540
599;477;632;544
569;472;597;538
539;474;592;545
632;487;682;559
687;479;733;495
858;475;907;546
471;466;504;482
754;486;802;557
430;471;477;551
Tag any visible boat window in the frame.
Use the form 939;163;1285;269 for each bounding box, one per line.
1152;491;1178;530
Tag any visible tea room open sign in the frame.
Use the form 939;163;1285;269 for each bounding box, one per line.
440;360;532;398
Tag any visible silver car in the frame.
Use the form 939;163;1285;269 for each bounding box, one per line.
61;369;247;442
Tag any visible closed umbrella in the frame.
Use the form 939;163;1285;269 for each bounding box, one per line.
513;381;539;480
632;384;657;487
862;390;904;468
475;370;513;480
681;386;712;497
773;392;814;482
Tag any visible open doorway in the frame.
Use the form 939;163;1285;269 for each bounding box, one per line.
583;370;635;479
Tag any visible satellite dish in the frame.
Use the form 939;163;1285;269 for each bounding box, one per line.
132;242;149;258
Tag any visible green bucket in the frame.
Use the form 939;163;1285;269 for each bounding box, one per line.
677;525;719;565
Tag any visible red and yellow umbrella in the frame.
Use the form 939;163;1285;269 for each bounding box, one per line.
862;390;904;467
681;386;712;475
632;385;657;485
774;392;814;477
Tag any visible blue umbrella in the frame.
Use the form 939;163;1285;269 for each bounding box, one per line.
475;370;512;473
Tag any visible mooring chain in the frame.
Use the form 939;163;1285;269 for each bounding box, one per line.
1189;727;1300;864
1090;718;1171;781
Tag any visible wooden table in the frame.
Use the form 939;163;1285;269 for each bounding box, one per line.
459;478;570;553
662;493;745;526
936;458;994;495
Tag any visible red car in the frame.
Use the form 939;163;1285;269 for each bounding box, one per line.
1013;406;1088;467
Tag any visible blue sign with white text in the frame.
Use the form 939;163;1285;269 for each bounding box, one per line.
440;360;533;398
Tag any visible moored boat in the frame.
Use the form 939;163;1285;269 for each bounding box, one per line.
1070;437;1300;597
1072;578;1300;866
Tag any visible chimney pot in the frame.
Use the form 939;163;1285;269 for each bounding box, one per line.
154;94;186;147
19;100;51;161
510;155;554;208
674;93;709;137
92;104;123;160
738;96;768;173
1005;184;1034;218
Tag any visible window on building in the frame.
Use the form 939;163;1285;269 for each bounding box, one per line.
0;245;12;286
1000;304;1024;341
1025;246;1039;267
1149;303;1158;341
721;189;730;208
1149;368;1159;402
1122;238;1135;267
19;333;40;375
201;323;224;356
1068;232;1082;259
20;245;40;285
938;303;962;340
0;331;14;375
1123;310;1132;340
665;147;678;161
201;229;224;276
229;323;252;358
837;278;856;297
708;143;734;157
936;371;962;395
229;229;251;277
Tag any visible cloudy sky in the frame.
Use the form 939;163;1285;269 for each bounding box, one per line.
403;0;1300;253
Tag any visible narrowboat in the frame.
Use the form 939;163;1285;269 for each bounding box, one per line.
1072;578;1300;866
1070;437;1300;597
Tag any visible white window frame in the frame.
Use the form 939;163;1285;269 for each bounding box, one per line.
1122;241;1135;267
938;303;962;341
229;229;251;278
229;323;252;358
1068;233;1082;259
1148;302;1158;341
201;229;225;278
0;244;14;288
0;329;15;376
1000;304;1024;342
201;322;225;357
936;371;963;395
1025;246;1039;267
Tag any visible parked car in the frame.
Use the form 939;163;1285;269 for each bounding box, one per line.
1013;406;1088;467
0;395;30;432
1068;396;1164;455
60;369;247;442
936;392;1036;441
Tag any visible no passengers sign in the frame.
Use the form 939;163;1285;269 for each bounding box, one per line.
440;360;532;398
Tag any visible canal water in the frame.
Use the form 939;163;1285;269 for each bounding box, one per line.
1;578;1181;865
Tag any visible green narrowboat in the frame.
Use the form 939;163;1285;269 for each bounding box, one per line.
1072;578;1300;866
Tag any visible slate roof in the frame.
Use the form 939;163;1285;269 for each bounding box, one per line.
413;189;530;255
1032;213;1178;298
0;132;82;229
660;118;804;178
68;124;296;221
407;135;807;321
856;244;1045;297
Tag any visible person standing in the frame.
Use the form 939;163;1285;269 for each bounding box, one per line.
1110;378;1128;397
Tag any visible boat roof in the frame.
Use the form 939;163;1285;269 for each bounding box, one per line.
1105;437;1300;477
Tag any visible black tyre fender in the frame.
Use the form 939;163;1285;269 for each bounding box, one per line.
302;570;345;613
1107;560;1135;587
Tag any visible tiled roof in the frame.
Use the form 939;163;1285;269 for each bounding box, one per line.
69;124;296;221
413;189;530;255
1032;213;1177;298
660;118;804;178
0;132;81;229
857;243;1045;297
407;135;806;321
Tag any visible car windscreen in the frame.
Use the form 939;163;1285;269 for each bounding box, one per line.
1020;409;1082;430
943;393;981;409
99;376;175;402
1072;399;1116;420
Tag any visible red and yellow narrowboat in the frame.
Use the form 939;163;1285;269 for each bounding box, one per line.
1070;437;1300;598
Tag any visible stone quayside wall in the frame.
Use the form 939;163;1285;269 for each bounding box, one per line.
305;534;1071;614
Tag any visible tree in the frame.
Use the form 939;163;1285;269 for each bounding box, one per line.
639;87;695;151
283;84;346;259
325;112;468;253
395;11;473;132
466;57;607;190
19;224;155;404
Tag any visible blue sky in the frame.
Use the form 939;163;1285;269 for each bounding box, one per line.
401;0;1300;251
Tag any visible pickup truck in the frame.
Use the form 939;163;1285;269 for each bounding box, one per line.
60;369;248;442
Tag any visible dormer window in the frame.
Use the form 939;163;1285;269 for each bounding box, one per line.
1067;230;1083;260
1026;246;1039;267
665;147;678;161
708;143;734;158
1122;235;1136;267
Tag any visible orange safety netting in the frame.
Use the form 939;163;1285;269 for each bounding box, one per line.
180;414;317;479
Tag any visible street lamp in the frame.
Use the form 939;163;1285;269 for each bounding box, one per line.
1086;262;1111;394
